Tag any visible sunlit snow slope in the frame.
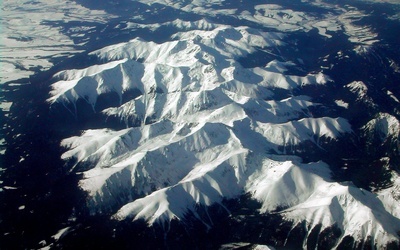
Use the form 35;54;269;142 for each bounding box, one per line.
47;16;400;248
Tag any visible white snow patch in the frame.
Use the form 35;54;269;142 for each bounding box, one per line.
387;90;400;103
335;99;349;109
52;226;72;241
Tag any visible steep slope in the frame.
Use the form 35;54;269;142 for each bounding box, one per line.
362;113;400;151
47;20;400;248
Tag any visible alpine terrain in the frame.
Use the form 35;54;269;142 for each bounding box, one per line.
1;0;400;249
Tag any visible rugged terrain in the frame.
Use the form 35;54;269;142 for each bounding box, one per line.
1;0;400;249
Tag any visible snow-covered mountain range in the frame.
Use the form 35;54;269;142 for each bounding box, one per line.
47;14;400;249
1;0;400;249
